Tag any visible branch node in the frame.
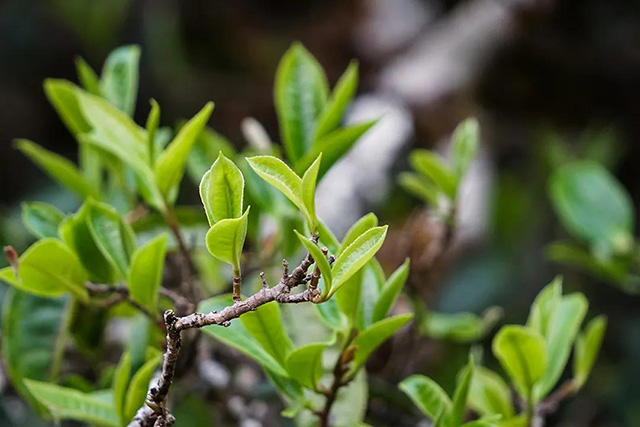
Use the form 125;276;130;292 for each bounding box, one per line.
260;272;269;289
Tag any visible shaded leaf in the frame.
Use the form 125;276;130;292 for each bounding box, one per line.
123;353;162;422
574;315;607;389
420;307;503;344
451;117;479;180
372;259;410;322
75;56;101;96
127;234;168;311
22;201;65;239
285;343;327;389
399;375;452;420
410;150;457;198
398;172;440;205
469;366;514;418
241;301;294;367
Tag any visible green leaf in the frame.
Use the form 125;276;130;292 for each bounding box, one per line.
14;239;89;301
350;313;413;373
357;259;386;330
549;161;634;255
200;152;245;225
399;375;452;420
1;289;69;415
534;293;587;400
75;57;101;96
295;121;377;179
123;353;162;423
527;277;563;339
410;150;457;198
205;207;250;271
155;102;214;199
59;203;116;284
199;294;288;376
336;268;363;325
275;43;328;163
301;153;322;230
315;295;345;331
420;308;503;343
285;342;327;389
573;315;607;388
24;380;118;426
398;172;440;205
295;230;332;294
146;99;160;164
492;325;547;401
43;79;91;136
328;225;388;298
100;45;140;116
15;139;99;200
241;301;294;367
112;350;131;424
469;366;515;418
314;61;358;140
449;356;474;427
22;202;65;239
86;199;136;278
372;259;410;322
339;213;378;256
451;117;479;179
246;155;304;213
127;234;168;311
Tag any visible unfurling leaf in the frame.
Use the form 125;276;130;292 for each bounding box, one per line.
492;325;547;401
155;102;214;200
328;225;388;298
205;207;250;271
200;152;244;225
573;315;607;389
127;234;168;311
75;57;101;96
21;202;65;239
145;99;160;164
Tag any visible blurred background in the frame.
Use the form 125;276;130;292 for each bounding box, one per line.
2;0;640;425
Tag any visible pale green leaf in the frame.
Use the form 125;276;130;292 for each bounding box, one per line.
15;139;99;200
573;315;607;388
275;43;328;163
285;343;327;389
492;325;547;400
205;207;250;271
410;150;457;198
146;99;160;164
246;155;304;212
451;117;479;179
100;45;140;116
75;56;101;96
200;152;245;225
315;295;344;331
123;353;162;423
241;301;294;367
127;234;168;311
329;225;388;298
469;366;515;418
526;277;563;339
22;202;65;239
112;350;131;424
449;356;474;427
399;375;452;420
372;259;410;322
155;102;214;199
314;61;358;140
398;172;440;205
420;308;503;344
43;79;91;136
339;213;378;257
301;153;322;230
24;380;118;426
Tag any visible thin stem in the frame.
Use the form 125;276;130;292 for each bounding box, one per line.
163;204;197;309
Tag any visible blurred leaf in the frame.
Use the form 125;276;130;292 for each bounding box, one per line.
448;357;474;427
123;352;162;423
534;293;587;400
275;43;328;163
451;118;479;180
13;239;88;301
398;172;440;205
25;380;118;426
296;121;377;179
314;61;358;140
15;139;99;200
350;313;413;373
154;102;214;200
205;207;250;271
301;154;321;230
399;374;452;420
410;150;457;198
573;315;607;389
527;277;562;339
339;213;378;257
145;99;160;164
22;202;65;239
492;325;546;401
549;161;634;255
241;301;294;367
328;225;388;298
315;295;344;331
127;233;167;311
199;294;288;376
112;350;131;425
75;57;101;96
199;152;244;225
469;366;514;418
372;259;410;322
296;230;332;293
86;199;136;278
420;308;503;343
285;342;326;389
43;79;91;135
100;45;140;116
1;289;68;415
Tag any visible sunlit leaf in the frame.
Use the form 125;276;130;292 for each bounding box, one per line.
43;79;91;136
246;155;304;213
448;356;474;427
200;152;244;225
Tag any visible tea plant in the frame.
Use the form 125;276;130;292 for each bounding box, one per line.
400;277;606;426
0;43;414;427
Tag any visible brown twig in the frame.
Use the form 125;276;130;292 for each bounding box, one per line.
127;250;321;427
532;380;578;427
